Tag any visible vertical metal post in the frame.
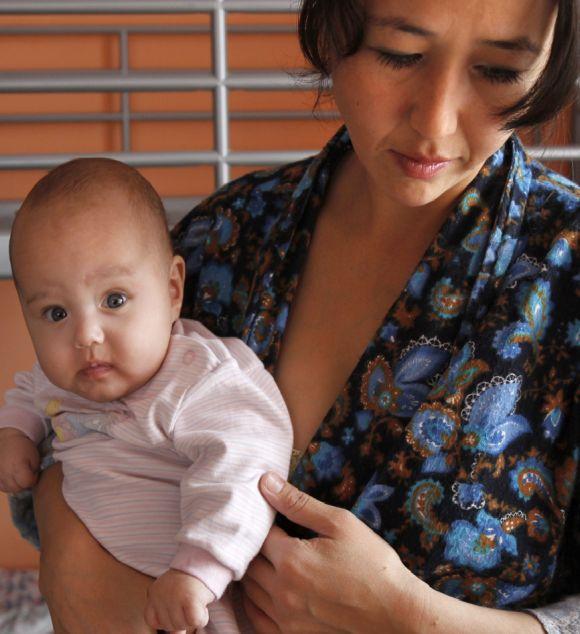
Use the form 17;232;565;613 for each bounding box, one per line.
120;28;131;151
212;0;230;187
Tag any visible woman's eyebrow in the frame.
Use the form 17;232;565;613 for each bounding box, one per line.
480;37;541;55
367;15;541;55
366;15;433;37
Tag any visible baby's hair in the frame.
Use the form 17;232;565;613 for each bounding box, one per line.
10;158;173;277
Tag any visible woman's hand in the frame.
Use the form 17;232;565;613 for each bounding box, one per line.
33;464;157;634
241;472;428;634
242;472;546;634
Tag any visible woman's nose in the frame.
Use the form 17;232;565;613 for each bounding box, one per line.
73;315;104;350
409;66;462;140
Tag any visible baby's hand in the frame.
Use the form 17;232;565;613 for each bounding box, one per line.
145;569;215;632
0;428;40;493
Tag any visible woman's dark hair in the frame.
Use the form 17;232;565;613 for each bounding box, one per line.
298;0;578;129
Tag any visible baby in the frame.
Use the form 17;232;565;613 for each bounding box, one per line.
0;158;293;633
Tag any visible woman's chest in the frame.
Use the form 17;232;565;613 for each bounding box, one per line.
273;217;432;451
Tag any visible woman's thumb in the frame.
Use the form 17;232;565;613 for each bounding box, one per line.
259;472;342;536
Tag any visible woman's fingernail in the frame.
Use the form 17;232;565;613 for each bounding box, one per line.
264;472;285;493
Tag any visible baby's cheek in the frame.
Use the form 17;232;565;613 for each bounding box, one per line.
37;346;74;391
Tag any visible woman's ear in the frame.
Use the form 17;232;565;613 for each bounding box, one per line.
168;254;186;321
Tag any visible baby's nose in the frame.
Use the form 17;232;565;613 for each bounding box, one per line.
74;317;104;349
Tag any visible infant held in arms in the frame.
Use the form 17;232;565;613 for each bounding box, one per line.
0;158;293;633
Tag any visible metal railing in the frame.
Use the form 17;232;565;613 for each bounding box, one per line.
0;1;299;13
0;0;310;276
0;1;307;186
0;0;578;277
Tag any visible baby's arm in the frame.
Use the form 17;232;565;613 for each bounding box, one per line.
0;370;49;493
145;569;215;632
0;427;40;493
145;336;292;627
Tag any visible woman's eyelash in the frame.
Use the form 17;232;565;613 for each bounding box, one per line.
374;49;523;85
375;50;422;70
477;66;522;84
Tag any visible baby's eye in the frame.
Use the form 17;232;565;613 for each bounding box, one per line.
43;306;67;322
105;292;127;309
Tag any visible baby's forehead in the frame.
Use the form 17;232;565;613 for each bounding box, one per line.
13;195;164;268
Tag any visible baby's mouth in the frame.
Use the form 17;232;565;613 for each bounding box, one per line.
81;362;113;379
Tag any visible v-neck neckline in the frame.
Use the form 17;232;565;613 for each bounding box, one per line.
255;131;468;406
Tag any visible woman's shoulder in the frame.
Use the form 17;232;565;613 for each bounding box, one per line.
173;155;316;236
172;125;349;245
171;153;324;329
519;158;579;265
526;159;579;218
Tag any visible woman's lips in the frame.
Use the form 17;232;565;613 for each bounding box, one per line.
391;150;452;179
81;362;112;379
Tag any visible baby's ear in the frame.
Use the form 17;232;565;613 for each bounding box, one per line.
168;254;185;320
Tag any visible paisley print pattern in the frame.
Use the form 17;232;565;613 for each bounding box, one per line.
172;127;579;609
352;472;394;530
461;376;532;455
406;479;448;536
444;510;518;572
430;277;466;319
12;127;578;610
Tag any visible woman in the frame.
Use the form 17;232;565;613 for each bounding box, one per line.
24;0;578;632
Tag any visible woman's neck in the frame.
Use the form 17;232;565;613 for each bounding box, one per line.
330;151;465;244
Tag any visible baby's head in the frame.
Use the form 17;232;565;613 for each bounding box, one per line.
10;158;185;403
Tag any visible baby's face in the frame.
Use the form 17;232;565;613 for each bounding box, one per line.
13;191;184;402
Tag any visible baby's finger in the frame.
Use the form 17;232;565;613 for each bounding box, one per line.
27;450;40;473
144;603;162;630
167;603;192;631
158;604;180;632
182;601;209;630
13;465;38;489
0;475;23;494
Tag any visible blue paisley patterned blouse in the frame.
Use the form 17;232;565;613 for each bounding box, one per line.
172;126;579;610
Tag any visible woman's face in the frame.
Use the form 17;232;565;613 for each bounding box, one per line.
331;0;556;212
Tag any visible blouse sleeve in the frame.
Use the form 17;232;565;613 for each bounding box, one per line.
527;595;580;633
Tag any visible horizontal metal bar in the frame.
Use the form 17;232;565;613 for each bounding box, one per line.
0;1;299;14
0;71;310;92
526;146;580;161
0;24;296;35
0;110;339;124
228;150;312;165
227;71;312;90
0;149;315;170
0;147;577;172
0;196;201;229
0;151;216;169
